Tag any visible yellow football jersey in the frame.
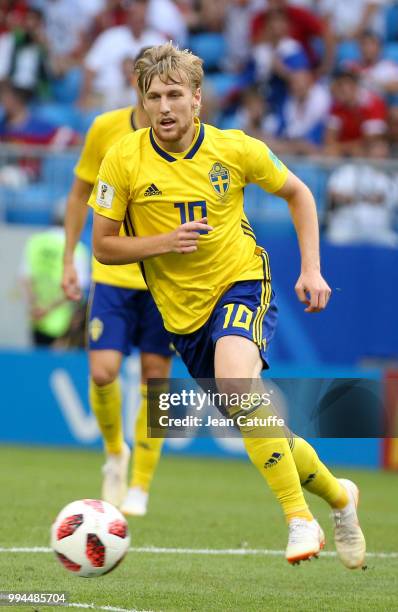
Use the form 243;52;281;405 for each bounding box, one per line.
75;106;146;290
89;119;288;334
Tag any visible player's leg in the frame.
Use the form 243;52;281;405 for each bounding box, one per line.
211;278;325;563
121;290;173;516
290;437;347;508
214;335;324;564
121;352;171;516
170;279;323;564
87;283;134;506
215;335;311;521
89;349;124;454
291;436;366;568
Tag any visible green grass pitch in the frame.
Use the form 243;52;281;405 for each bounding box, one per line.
0;446;397;612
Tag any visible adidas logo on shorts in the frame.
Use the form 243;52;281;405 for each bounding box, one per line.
144;183;162;197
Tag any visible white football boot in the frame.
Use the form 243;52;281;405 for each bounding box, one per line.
332;478;366;569
101;441;130;508
120;486;149;517
286;518;325;565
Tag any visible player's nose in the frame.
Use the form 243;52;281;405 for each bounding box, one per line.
159;95;171;114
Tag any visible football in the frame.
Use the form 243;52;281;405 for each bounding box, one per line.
51;499;130;577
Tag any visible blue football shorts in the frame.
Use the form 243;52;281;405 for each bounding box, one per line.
87;282;173;356
170;278;278;379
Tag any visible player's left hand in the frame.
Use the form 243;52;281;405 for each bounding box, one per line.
295;271;332;313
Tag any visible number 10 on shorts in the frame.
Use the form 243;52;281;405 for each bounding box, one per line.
223;304;253;331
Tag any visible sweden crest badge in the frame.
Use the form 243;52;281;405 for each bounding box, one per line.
209;162;230;197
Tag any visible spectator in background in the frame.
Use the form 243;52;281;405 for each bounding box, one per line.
325;140;398;246
147;0;187;46
267;68;330;154
0;81;78;147
0;0;28;30
224;0;265;72
318;0;387;41
346;31;398;99
251;0;335;75
0;7;48;98
42;0;95;76
324;68;387;157
251;8;310;111
103;55;137;110
89;0;130;41
0;82;79;185
388;105;398;156
20;205;90;348
187;0;228;34
78;0;166;109
88;0;187;48
229;84;275;136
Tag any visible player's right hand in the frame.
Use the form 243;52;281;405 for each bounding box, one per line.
62;262;82;301
169;217;213;254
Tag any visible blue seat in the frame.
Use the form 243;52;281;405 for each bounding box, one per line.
5;183;64;225
32;103;81;131
385;4;398;41
50;67;83;104
205;73;240;98
6;206;53;225
41;154;77;189
336;40;361;66
189;33;226;71
76;108;102;135
384;42;398;63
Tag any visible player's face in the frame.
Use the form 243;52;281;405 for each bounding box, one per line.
143;75;201;146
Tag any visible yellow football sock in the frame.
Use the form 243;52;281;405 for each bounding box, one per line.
236;401;313;522
131;384;164;491
291;437;349;509
89;378;123;455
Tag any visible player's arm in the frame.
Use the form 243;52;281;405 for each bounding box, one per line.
62;177;92;301
93;213;212;264
275;171;331;313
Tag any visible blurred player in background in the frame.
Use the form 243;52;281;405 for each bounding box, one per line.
90;42;366;568
62;48;172;517
22;204;89;348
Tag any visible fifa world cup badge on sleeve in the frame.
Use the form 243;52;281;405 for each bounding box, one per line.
96;181;114;209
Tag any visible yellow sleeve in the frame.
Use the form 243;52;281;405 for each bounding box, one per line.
74;117;104;184
243;134;288;193
88;141;129;222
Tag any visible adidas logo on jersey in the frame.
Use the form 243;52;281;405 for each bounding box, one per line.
144;183;162;197
264;452;284;469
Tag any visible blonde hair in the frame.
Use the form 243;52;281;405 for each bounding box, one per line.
135;42;204;96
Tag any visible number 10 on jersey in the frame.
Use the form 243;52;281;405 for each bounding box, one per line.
174;201;208;234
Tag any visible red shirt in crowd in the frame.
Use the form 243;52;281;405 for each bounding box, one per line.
328;89;387;142
251;5;325;66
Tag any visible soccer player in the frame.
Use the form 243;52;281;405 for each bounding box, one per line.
89;43;366;568
62;49;173;516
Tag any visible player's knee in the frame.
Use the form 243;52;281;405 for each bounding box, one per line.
90;364;118;387
141;355;171;383
216;378;246;397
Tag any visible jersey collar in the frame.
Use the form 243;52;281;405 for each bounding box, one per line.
149;120;205;162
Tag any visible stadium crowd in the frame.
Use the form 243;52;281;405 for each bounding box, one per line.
2;0;398;156
1;0;398;246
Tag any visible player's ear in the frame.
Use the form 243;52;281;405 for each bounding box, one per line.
193;87;201;116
